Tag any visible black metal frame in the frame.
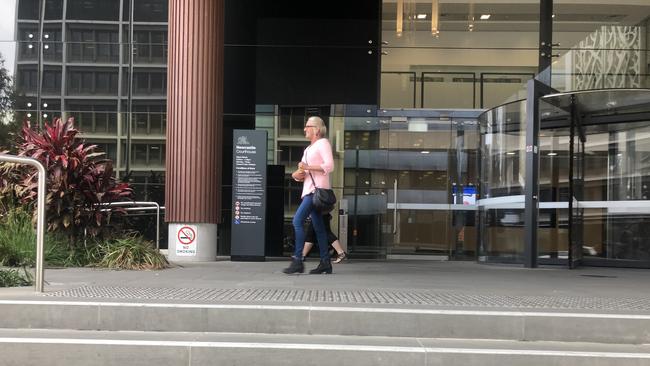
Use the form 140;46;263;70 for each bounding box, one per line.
568;95;586;269
523;79;557;268
537;0;554;85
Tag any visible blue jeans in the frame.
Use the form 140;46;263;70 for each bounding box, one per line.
293;194;330;261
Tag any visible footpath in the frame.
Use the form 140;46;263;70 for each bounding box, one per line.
1;260;649;365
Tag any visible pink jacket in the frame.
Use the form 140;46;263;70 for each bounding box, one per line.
301;138;334;198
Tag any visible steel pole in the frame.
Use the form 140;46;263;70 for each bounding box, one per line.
0;154;47;292
96;201;161;249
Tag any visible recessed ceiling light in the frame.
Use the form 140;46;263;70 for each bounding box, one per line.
506;152;516;155
552;14;556;18
480;14;491;20
420;151;430;154
417;14;427;19
547;152;558;156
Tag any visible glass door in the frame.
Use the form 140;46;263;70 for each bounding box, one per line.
384;116;455;258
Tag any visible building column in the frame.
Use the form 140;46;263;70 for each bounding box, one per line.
165;0;224;261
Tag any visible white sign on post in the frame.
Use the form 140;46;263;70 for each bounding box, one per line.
175;225;197;257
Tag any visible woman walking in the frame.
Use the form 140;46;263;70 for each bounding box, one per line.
283;116;334;274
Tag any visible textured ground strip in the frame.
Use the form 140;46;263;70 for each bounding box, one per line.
44;286;650;311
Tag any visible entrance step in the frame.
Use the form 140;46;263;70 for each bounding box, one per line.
1;300;649;344
1;329;649;366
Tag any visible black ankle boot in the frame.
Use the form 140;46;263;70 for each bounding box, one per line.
283;258;304;274
309;260;332;274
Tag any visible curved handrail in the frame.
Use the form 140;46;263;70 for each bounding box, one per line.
0;154;47;293
95;201;161;249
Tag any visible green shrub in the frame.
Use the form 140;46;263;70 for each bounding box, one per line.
0;268;32;287
0;208;36;267
95;234;168;270
0;207;91;267
0;117;133;242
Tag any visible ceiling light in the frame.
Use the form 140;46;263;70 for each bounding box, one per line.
431;0;439;36
506;152;516;155
396;0;404;37
468;2;475;31
547;152;558;156
417;14;427;19
421;151;430;154
480;14;491;20
552;14;556;18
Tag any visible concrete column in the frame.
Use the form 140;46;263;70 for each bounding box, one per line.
165;0;224;261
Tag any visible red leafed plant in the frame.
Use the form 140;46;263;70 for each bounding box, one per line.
0;117;133;241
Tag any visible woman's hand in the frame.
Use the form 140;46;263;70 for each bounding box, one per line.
292;169;306;182
298;162;307;171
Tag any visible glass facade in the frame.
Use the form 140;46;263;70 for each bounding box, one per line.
2;1;649;266
478;100;527;263
478;90;650;268
9;0;168;185
4;0;168;245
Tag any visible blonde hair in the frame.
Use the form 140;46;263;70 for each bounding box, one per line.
308;116;327;138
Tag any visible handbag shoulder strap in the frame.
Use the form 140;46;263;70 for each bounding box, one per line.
308;171;319;189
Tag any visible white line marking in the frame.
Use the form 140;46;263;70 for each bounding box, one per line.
0;338;649;358
1;300;649;319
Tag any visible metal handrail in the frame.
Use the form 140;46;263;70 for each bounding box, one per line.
96;201;161;249
0;154;47;293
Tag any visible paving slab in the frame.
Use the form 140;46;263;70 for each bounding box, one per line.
2;260;650;314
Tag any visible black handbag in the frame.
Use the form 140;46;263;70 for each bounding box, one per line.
308;171;336;213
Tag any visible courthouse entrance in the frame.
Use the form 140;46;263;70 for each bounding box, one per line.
342;109;481;260
478;89;650;268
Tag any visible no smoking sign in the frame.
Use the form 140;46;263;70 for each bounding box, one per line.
175;225;197;257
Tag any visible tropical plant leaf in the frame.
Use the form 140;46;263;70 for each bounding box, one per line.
4;117;134;242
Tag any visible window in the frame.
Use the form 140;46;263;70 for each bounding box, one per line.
133;0;168;22
66;102;117;135
67;68;119;96
67;26;119;63
44;0;64;20
134;144;148;165
278;143;308;167
130;103;167;136
17;25;40;61
132;71;167;96
66;0;120;21
18;0;39;20
16;66;37;94
278;106;329;137
133;29;168;64
94;143;117;162
43;27;63;62
42;68;62;94
130;143;165;167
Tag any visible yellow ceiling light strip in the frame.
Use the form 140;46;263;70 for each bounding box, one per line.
431;0;439;36
397;0;404;37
